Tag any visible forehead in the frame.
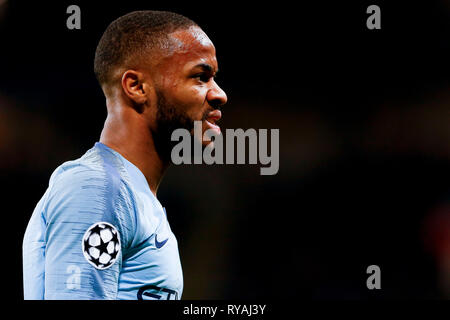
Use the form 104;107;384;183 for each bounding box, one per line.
157;26;218;71
170;26;214;52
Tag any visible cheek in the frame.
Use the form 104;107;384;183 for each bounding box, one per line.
171;85;208;116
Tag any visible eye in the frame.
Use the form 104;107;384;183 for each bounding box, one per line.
193;73;212;83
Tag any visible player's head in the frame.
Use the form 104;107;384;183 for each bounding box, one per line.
94;10;227;158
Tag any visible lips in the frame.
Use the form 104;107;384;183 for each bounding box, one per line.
206;109;222;122
205;109;222;134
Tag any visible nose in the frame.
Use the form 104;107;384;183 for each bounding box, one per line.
207;80;227;108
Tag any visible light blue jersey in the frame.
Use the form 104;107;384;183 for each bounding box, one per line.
23;142;183;300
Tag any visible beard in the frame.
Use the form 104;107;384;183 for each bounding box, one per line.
153;90;210;163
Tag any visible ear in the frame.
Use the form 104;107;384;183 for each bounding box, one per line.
121;70;150;111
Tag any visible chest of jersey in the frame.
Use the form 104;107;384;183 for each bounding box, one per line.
117;190;183;300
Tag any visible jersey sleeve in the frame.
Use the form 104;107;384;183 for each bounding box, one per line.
23;190;50;300
42;165;136;300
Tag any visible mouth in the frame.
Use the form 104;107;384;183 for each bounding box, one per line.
205;109;222;134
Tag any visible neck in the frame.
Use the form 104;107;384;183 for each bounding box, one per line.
99;104;169;197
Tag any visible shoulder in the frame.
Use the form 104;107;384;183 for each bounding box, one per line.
48;146;134;201
44;149;138;247
48;159;108;200
45;149;138;225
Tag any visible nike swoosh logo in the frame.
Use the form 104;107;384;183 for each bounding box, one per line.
155;234;169;249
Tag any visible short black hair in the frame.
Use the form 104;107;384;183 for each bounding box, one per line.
94;10;197;87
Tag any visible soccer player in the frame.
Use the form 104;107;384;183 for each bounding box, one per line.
22;10;227;300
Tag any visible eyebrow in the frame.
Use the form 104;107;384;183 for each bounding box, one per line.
194;63;219;75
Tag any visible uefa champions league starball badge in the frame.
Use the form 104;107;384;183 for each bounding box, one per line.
82;222;121;270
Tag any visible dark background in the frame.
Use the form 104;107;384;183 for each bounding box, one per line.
1;0;449;300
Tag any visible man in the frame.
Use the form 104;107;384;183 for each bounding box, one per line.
22;10;227;300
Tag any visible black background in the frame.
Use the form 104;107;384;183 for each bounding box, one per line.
1;0;449;300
